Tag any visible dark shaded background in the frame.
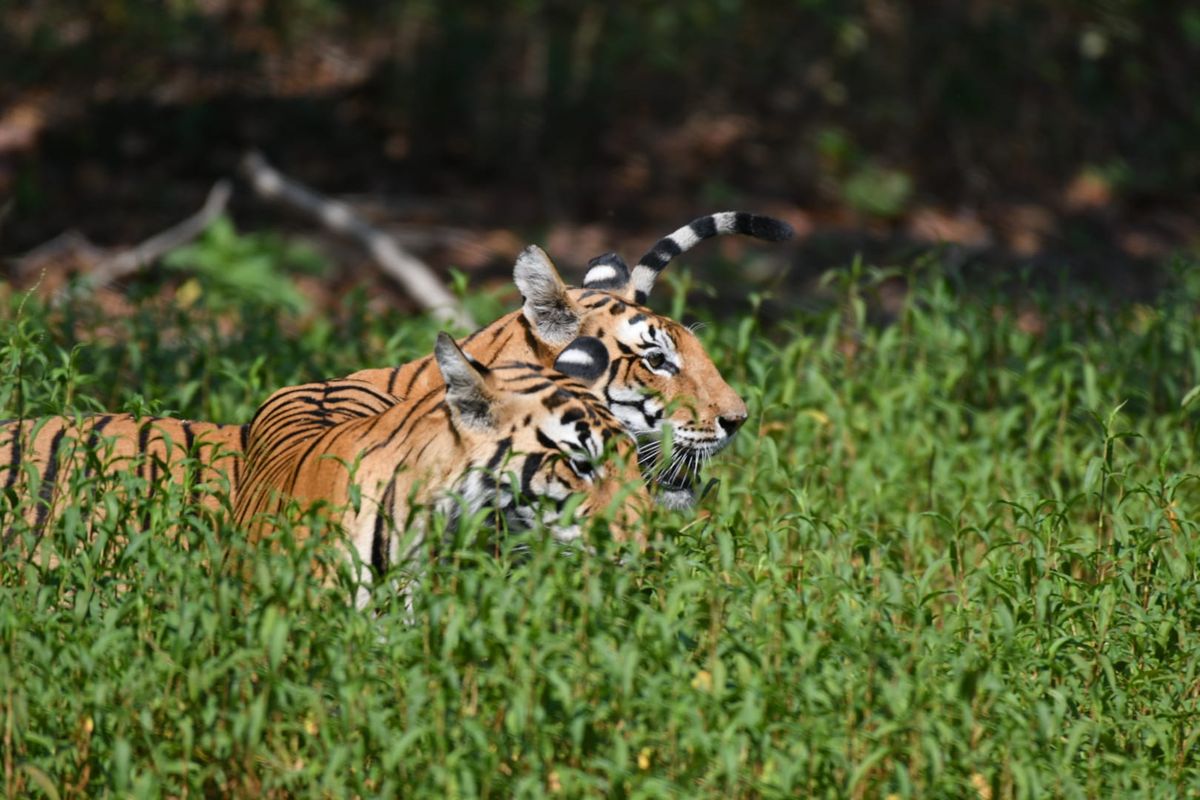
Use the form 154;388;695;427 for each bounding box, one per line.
2;1;1198;308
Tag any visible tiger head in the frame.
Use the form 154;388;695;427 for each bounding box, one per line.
432;333;648;548
509;213;791;509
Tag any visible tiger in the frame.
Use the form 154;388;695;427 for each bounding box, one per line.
233;333;648;606
347;211;793;508
0;211;791;520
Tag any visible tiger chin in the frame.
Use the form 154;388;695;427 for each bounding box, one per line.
640;427;742;511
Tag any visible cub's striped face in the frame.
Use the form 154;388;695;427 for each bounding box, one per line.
570;291;747;509
482;372;637;544
441;337;646;547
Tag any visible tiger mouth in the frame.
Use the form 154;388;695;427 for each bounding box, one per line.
636;439;708;499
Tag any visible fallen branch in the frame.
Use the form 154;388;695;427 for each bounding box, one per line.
87;179;233;289
44;180;233;304
14;230;105;280
240;151;475;330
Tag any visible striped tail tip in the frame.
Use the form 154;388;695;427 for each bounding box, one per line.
628;211;794;303
732;212;793;242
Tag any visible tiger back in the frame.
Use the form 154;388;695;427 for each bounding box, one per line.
0;414;245;538
234;334;647;602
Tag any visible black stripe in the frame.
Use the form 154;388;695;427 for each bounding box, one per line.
386;368;401;396
639;250;671;272
4;424;23;491
639;236;683;274
234;424;249;488
149;434;160;493
83;415;116;479
371;482;396;577
326;382;398;408
402;359;433;397
492;332;515;354
520;453;543;499
362;389;442;457
182;422;200;506
519;315;540;355
34;428;66;532
247;386;308;427
691;214;718;239
137;421;152;482
542;389;570;410
487;437;513;471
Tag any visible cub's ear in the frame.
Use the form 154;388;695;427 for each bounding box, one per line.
553;336;610;385
513;245;581;347
434;332;496;430
582;252;630;291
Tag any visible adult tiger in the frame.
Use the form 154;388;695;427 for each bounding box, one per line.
234;333;648;606
0;211;791;519
348;211;792;508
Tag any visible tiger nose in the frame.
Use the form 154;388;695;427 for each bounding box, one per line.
718;411;747;436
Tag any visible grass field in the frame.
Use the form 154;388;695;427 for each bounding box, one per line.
2;257;1199;798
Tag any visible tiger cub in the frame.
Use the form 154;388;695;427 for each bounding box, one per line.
233;333;648;604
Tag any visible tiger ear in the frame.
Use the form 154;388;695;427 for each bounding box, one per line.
553;336;610;385
434;332;496;430
513;245;581;347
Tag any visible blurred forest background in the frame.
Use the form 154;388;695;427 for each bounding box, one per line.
1;0;1198;314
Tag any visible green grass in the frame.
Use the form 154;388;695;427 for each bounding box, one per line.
2;259;1200;798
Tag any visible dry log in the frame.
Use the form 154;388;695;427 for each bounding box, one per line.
240;151;475;330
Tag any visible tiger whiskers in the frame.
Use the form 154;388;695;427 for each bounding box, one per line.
636;435;709;493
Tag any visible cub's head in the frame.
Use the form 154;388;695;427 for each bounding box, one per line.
511;212;791;509
434;333;647;547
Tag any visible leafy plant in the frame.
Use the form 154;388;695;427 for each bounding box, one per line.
2;258;1199;797
163;216;327;314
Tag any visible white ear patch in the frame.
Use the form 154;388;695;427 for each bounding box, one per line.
582;252;630;290
553;336;609;383
583;264;618;284
556;349;594;367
